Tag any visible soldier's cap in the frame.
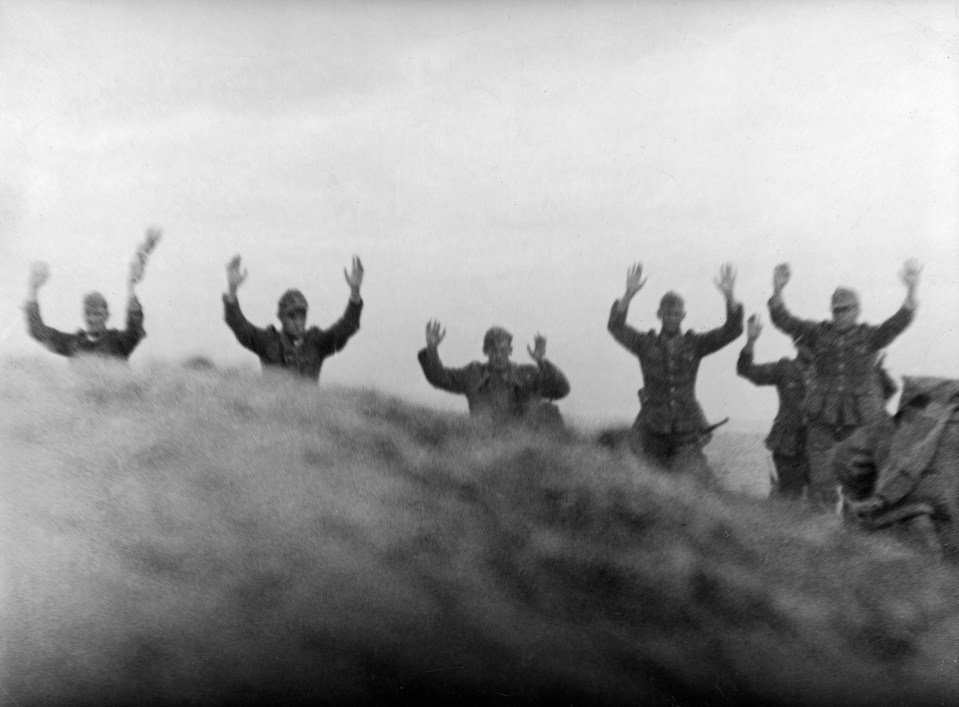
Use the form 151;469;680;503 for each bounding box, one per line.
277;288;309;316
658;291;685;312
831;287;860;311
83;291;108;311
483;326;513;354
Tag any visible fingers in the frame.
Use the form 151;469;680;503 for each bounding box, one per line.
144;227;163;250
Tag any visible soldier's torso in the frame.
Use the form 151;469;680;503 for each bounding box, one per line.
805;323;883;427
465;364;536;421
68;330;132;360
259;327;326;380
636;331;707;434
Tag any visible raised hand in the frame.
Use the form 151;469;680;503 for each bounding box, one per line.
28;261;50;296
425;319;446;349
527;333;547;363
344;255;364;293
143;227;162;253
226;255;248;295
773;263;791;293
746;314;762;341
714;263;737;300
900;259;921;289
625;262;647;297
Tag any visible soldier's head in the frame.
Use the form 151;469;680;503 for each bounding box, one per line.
657;291;686;334
82;291;109;334
277;289;308;338
483;326;513;371
830;287;860;331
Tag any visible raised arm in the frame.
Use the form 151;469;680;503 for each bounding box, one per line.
24;262;75;356
128;226;162;299
417;320;473;394
736;314;779;386
117;296;146;355
607;262;648;352
526;334;571;400
321;256;364;353
695;263;744;356
222;255;271;354
767;263;819;343
868;260;920;350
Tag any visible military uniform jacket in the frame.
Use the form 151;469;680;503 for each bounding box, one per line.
607;300;744;435
24;298;145;360
768;298;913;429
736;349;806;456
223;295;362;382
417;346;570;422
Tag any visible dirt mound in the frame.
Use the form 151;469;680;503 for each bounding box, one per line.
2;358;958;705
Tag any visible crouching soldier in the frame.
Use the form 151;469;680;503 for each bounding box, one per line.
417;321;570;429
835;376;959;559
223;254;364;383
24;227;160;360
607;262;744;479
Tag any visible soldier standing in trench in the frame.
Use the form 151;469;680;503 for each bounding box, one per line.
417;321;570;428
607;262;744;479
223;254;364;383
24;227;160;361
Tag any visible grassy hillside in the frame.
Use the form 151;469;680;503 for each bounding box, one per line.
2;358;959;706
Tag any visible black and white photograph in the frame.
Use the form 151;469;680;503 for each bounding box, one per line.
1;1;958;704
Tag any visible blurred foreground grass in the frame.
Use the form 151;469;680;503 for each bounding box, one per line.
2;357;959;706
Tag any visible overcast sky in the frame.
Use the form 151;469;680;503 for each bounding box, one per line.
1;0;956;428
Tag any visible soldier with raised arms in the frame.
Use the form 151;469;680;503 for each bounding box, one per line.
24;227;160;361
767;259;920;510
417;321;570;426
223;254;364;383
608;262;744;478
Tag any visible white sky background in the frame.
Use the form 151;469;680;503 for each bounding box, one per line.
0;0;956;429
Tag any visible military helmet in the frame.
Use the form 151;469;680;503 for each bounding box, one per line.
831;287;859;311
658;291;685;313
482;326;513;354
277;288;308;317
83;291;108;310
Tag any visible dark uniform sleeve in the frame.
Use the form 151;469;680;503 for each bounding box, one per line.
736;347;780;386
320;298;363;355
607;301;646;353
24;300;75;356
532;358;571;400
768;297;819;345
417;346;473;394
868;305;914;351
223;294;272;355
117;296;146;356
694;301;744;356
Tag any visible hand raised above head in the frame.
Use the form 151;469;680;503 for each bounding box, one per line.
226;254;248;292
900;259;921;288
625;262;647;295
425;319;446;348
714;263;737;298
29;261;50;291
773;263;791;291
344;255;364;291
746;314;762;340
527;333;547;363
